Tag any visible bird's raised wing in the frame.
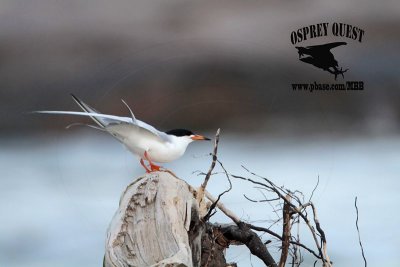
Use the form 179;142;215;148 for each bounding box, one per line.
34;94;170;144
34;110;167;142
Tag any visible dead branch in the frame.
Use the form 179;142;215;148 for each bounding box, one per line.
230;171;332;266
203;158;232;221
197;128;220;207
205;191;241;224
205;190;323;262
278;195;292;267
309;202;331;266
309;175;320;202
196;130;277;266
290;219;302;267
205;187;323;260
213;223;278;267
355;197;367;267
244;194;280;202
197;134;334;267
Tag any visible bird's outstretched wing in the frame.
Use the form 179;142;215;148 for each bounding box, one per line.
305;42;347;50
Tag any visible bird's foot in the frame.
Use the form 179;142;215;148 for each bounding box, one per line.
140;158;152;173
150;163;162;172
143;151;163;172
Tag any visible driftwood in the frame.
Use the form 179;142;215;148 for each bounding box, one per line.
103;129;335;266
104;171;202;267
104;129;279;267
104;171;265;267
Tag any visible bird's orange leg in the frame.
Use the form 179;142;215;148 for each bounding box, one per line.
140;158;151;173
144;151;162;172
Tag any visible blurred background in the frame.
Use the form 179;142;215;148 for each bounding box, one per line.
1;0;399;266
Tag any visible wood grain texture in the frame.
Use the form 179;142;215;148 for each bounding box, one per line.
105;172;201;267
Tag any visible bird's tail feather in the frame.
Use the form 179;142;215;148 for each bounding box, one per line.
32;110;133;124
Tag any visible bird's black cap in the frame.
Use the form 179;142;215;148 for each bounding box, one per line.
166;129;211;140
166;129;194;137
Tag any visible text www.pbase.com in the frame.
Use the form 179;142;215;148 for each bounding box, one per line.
292;81;364;92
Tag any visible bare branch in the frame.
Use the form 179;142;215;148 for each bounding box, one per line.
203;159;232;221
206;189;322;260
309;202;331;267
205;191;241;224
278;195;292;267
213;223;278;267
196;128;220;208
244;194;280;203
198;138;334;267
309;175;320;202
355;196;367;267
231;171;332;265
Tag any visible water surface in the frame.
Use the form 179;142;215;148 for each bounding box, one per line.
0;132;398;266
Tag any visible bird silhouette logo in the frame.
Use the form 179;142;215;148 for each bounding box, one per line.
295;42;348;80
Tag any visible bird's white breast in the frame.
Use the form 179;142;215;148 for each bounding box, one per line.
106;124;190;163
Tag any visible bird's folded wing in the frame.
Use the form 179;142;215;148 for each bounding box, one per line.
105;123;166;144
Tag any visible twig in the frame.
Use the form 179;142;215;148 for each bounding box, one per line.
245;223;321;259
291;217;301;267
199;152;333;266
201;128;220;188
196;128;220;207
245;222;283;240
309;175;320;202
309;202;331;267
278;194;292;267
231;172;332;265
203;159;232;221
355;197;367;267
244;194;280;203
205;190;241;224
205;191;322;260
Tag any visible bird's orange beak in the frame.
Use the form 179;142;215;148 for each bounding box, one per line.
191;135;211;141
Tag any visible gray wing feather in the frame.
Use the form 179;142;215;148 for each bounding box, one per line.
34;110;167;142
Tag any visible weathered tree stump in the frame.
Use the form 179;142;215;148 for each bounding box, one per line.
104;171;275;267
104;171;205;267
